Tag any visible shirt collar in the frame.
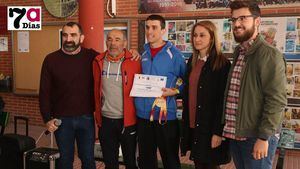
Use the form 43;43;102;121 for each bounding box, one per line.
240;39;256;55
198;54;208;62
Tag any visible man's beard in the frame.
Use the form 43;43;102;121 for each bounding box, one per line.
108;47;122;57
233;24;255;43
63;41;80;52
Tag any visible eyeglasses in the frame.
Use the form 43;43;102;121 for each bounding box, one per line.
228;15;257;23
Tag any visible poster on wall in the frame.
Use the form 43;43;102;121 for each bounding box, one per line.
139;0;300;14
258;17;299;56
260;17;285;52
159;17;300;59
0;37;8;51
286;62;300;105
285;18;300;53
162;20;196;58
282;107;300;147
195;17;300;57
260;17;300;59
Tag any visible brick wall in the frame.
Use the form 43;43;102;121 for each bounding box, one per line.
0;0;299;126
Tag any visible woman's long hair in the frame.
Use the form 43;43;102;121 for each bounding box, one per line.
191;20;227;70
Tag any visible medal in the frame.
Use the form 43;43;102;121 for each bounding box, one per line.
150;97;167;124
176;78;183;88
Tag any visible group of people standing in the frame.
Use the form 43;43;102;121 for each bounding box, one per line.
39;1;287;169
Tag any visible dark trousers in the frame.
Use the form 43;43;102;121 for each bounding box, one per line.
99;116;138;169
194;159;221;169
137;118;181;169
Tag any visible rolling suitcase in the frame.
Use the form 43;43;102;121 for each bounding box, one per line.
24;130;59;169
0;116;36;169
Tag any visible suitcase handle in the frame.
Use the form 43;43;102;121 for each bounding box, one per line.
14;116;29;136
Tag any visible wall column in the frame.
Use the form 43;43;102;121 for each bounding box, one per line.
79;0;104;53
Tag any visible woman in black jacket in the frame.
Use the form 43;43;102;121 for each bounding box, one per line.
181;20;231;169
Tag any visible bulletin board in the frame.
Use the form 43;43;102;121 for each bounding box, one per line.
164;20;195;58
12;25;61;95
284;62;300;147
138;0;300;14
161;17;300;58
198;17;300;56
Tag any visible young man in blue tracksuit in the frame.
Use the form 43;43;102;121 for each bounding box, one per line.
135;14;186;169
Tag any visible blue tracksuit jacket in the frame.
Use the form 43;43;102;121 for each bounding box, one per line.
135;41;186;120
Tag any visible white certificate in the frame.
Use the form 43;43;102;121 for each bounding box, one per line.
130;74;167;97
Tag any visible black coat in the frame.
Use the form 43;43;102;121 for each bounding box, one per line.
181;55;231;165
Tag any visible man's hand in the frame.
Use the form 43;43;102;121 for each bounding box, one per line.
46;118;59;133
252;138;268;160
129;49;141;61
211;135;222;148
161;88;178;97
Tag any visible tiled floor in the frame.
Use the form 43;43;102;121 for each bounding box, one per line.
3;122;300;169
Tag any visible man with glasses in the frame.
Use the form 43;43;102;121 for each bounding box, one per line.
222;1;286;169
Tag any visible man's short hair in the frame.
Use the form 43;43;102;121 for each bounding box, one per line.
108;29;127;40
146;14;166;29
229;1;261;17
62;22;83;34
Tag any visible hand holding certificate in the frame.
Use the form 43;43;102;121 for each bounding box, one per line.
130;74;167;97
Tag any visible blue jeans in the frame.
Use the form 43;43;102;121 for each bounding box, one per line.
230;135;278;169
54;114;96;169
